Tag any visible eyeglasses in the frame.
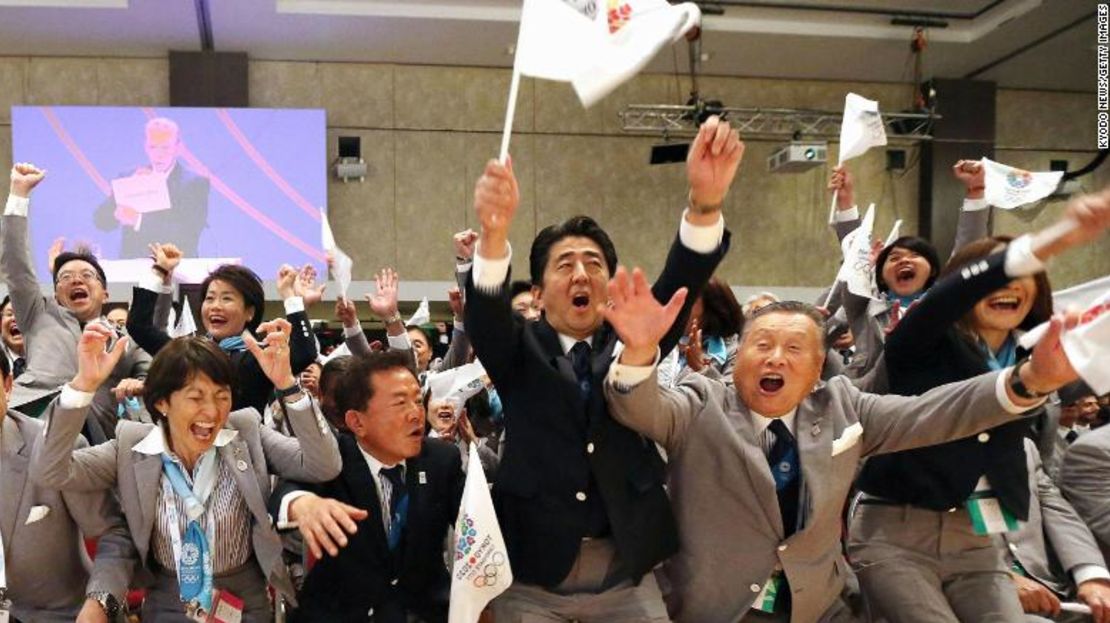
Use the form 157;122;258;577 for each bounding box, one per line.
57;270;99;285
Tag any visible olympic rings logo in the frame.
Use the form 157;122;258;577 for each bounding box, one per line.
472;552;506;588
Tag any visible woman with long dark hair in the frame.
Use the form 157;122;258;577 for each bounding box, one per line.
848;192;1110;621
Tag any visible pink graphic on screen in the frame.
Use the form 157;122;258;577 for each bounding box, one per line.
12;106;327;282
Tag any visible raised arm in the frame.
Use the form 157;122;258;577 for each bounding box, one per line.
465;158;526;384
126;243;183;356
244;318;340;481
601;265;703;450
29;323;131;491
828;165;861;243
3;164;50;327
951;159;991;256
862;314;1085;457
654;115;739;355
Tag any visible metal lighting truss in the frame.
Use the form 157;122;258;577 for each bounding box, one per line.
619;104;939;142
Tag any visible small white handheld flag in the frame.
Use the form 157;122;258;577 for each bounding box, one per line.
837;93;887;165
426;361;489;418
448;444;513;623
321;208;354;298
170;296;197;338
981;158;1064;210
835;203;879;300
406;297;431;327
1018;290;1110;394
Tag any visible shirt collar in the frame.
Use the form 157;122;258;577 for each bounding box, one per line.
356;442;406;478
133;422;239;455
749;407;798;437
557;333;593;356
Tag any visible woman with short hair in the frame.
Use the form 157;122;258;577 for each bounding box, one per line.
30;321;341;622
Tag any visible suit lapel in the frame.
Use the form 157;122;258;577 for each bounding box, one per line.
794;402;832;537
399;454;427;574
725;399;783;540
1;415;30;551
219;439;269;528
133;452;163;557
535;320;578;387
339;436;389;557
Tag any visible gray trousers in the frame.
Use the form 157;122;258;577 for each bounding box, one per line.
143;561;272;623
492;538;670;622
847;501;1026;623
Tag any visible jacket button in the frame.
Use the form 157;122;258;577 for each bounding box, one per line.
391;578;399;586
778;544;788;552
750;583;762;593
587;442;595;454
367;608;375;616
978;432;990;443
576;492;587;502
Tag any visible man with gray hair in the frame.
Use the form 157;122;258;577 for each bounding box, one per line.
744;290;780;317
600;274;1084;622
94;116;210;257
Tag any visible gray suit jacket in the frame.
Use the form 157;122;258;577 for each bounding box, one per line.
29;396;341;602
1060;426;1110;565
2;411;133;621
1;213;151;438
606;369;1025;623
999;439;1105;597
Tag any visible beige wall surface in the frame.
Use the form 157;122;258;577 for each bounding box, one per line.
0;56;1104;300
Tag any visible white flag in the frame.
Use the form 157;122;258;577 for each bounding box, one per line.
427;362;489;416
837;93;887;164
448;444;513;623
1018;290;1110;394
170;296;197;338
514;0;700;107
982;158;1064;210
1054;275;1110;312
321;208;354;298
835;204;878;300
882;219;903;248
574;0;701;107
406;297;431;327
165;305;177;334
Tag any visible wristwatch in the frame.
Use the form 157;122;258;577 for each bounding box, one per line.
88;591;122;618
275;382;304;402
382;312;403;325
1008;358;1048;400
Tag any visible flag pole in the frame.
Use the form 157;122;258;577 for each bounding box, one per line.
499;67;522;164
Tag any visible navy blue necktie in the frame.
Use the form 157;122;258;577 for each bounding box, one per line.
767;419;801;537
12;357;25;379
382;466;408;551
570;341;592;403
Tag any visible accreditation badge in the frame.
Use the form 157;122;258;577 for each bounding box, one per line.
752;572;783;613
965;492;1020;535
208;589;244;623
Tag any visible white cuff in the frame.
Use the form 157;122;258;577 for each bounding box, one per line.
996;367;1047;414
607;348;661;389
282;393;311;410
453;321;465;334
343;324;363;338
472;241;512;294
5;194;29;217
387;333;412;350
276;490;314;530
1073;564;1110;586
456;261;473;273
1003;235;1046;278
138;272;172;294
60;384;95;409
962;198;989;212
283;296;305;315
679;210;725;254
834;206;860;222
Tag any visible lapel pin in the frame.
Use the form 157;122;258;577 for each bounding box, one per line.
418;471;427;485
236;459;249;472
811;423;821;437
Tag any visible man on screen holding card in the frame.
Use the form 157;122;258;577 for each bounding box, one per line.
94;117;211;259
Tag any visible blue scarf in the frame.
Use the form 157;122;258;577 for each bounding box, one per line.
160;455;214;614
982;334;1018;371
885;291;922;311
116;396;143;419
217;335;247;354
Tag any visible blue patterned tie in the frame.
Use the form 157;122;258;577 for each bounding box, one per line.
382;466;408;551
570;341;592;403
767;419;800;537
